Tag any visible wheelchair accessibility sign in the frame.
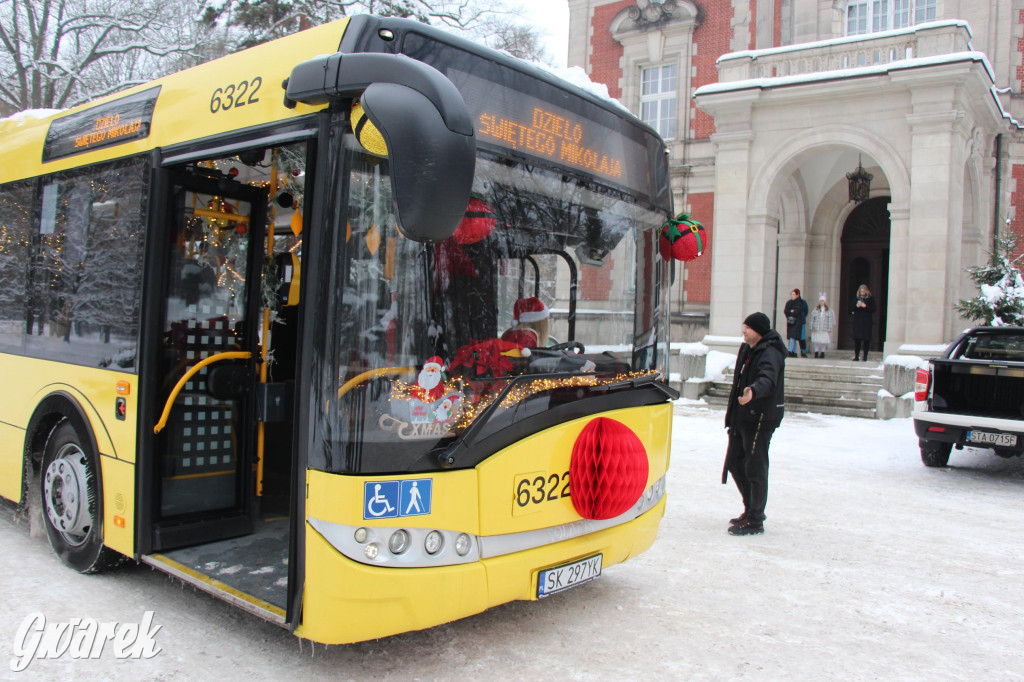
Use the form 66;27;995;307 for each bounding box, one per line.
364;479;433;520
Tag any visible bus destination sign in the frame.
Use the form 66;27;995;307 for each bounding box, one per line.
43;87;161;162
449;70;650;195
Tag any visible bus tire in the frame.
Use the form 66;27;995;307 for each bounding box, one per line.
40;420;122;573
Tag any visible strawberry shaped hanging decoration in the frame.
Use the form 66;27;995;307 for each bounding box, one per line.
659;213;708;262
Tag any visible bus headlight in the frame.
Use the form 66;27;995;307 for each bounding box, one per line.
424;530;444;555
354;527;368;543
364;543;380;560
455;533;472;556
389;529;410;555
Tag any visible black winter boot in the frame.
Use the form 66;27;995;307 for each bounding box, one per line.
728;519;764;535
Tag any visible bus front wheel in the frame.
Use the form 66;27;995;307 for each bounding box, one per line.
40;421;121;573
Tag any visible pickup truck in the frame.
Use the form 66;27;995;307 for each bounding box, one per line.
912;326;1024;467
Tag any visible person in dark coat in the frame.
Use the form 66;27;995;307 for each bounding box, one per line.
783;288;807;358
850;284;877;361
722;312;787;536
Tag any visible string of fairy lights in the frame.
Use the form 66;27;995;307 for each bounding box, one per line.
387;369;660;432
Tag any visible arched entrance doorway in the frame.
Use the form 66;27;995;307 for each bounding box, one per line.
838;196;890;352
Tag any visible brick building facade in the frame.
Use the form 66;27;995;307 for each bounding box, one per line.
568;0;1024;352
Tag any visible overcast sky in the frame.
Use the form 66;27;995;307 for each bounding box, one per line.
517;0;570;67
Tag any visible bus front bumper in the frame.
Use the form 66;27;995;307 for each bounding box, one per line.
295;495;666;644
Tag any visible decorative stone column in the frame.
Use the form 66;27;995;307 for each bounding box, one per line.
884;202;911;355
900;77;969;347
703;92;758;347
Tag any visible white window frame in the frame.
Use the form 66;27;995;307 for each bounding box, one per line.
639;63;678;141
845;0;936;36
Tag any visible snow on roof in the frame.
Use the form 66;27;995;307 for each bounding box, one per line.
897;344;949;355
0;109;62;124
530;62;632;114
672;341;709;355
716;20;972;64
883;354;930;369
695;51;995;97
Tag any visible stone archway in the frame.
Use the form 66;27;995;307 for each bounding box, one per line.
838;197;890;351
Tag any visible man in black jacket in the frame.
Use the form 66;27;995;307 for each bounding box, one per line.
722;312;786;536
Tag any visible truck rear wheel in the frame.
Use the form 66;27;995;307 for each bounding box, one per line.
919;440;952;468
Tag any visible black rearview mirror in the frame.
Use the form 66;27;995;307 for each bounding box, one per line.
285;53;476;243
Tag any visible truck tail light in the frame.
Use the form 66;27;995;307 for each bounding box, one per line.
914;367;931;402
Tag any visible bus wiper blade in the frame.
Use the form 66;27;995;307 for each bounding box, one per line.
592;372;679;399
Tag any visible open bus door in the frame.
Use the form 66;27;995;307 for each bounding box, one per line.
137;145;306;625
148;169;267;551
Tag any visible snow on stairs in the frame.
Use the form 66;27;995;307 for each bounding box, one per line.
703;355;884;418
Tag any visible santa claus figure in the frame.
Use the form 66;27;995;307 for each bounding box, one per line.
500;297;550;348
411;356;447;402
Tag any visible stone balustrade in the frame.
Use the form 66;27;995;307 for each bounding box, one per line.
716;20;973;83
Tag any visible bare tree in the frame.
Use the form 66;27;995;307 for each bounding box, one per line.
201;0;533;53
0;0;546;114
0;0;208;111
481;16;549;63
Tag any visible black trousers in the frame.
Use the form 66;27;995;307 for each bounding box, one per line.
724;418;776;523
853;339;868;358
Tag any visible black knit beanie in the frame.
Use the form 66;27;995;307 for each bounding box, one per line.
743;312;771;336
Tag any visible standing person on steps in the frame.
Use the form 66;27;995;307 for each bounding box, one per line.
783;289;808;358
808;294;835;358
722;312;787;536
850;284;876;361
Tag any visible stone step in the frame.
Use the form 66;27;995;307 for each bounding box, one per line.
703;390;877;418
706;382;878;407
706;358;885;418
783;378;882;395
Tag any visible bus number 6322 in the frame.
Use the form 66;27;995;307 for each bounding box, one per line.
515;471;570;508
210;77;263;113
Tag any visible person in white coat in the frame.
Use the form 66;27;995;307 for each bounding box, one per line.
808;294;835;359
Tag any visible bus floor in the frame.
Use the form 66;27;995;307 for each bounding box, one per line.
155;514;289;610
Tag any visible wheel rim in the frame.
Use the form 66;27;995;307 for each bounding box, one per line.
43;443;93;546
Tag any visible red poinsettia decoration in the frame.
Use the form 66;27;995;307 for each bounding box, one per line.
449;338;520;378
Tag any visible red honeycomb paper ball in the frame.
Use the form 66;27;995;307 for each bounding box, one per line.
570;418;649;520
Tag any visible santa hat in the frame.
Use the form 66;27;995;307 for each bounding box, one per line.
513;297;549;324
423;356;444;370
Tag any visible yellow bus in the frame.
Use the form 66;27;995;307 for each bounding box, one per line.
0;15;676;644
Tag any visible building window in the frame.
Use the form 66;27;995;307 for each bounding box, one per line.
640;64;677;141
846;0;935;35
846;1;868;35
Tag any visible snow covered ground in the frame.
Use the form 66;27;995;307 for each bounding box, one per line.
3;405;1024;681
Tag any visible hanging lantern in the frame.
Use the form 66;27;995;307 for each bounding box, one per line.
847;155;873;203
659;213;708;261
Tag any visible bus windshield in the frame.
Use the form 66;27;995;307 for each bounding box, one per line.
315;138;670;475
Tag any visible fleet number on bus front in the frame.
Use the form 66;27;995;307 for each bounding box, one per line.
515;471;570;508
210;77;263;113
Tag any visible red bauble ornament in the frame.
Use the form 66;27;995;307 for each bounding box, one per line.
659;214;708;262
453;197;497;244
569;418;649;520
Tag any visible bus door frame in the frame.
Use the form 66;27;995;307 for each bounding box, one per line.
137;157;268;554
